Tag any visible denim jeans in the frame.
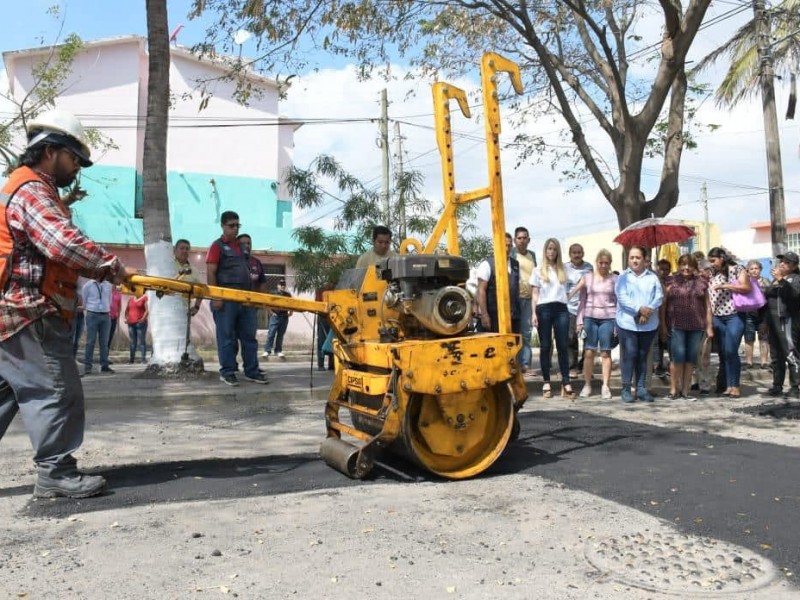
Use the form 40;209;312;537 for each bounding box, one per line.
618;328;657;391
212;301;259;378
713;313;745;388
265;314;290;353
109;318;118;350
518;297;532;369
128;321;148;363
536;302;570;383
669;329;703;364
71;311;84;358
83;311;110;371
583;317;615;352
316;316;333;369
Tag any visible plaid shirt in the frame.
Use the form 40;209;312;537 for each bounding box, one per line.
0;170;119;341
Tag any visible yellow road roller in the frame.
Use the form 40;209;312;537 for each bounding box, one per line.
124;53;528;480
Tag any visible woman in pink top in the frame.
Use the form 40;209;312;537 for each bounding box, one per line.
572;249;617;399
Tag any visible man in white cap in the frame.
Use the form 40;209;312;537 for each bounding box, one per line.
0;109;135;498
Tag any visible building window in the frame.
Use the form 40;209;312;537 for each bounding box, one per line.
787;232;800;254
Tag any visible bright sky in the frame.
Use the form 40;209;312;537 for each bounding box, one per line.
2;1;798;250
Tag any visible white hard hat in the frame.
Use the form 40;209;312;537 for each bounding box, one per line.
26;109;92;167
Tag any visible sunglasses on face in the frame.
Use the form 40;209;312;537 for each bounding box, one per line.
60;148;81;166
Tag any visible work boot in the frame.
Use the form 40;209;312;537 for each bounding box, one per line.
33;473;106;499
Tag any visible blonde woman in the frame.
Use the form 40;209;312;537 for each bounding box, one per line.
530;238;575;399
572;249;617;399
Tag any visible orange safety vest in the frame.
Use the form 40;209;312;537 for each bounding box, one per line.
0;166;78;321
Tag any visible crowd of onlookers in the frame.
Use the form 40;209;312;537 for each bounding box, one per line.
476;228;800;403
72;211;297;384
73;216;800;403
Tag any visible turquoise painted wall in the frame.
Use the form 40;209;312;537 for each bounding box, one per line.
69;165;296;251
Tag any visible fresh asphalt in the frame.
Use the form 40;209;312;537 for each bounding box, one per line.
12;403;800;581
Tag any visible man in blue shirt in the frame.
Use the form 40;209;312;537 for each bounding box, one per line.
82;278;113;375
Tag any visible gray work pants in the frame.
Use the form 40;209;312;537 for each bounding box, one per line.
0;316;85;477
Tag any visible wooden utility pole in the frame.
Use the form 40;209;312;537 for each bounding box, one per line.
379;89;390;225
754;0;787;255
393;120;406;240
701;182;710;253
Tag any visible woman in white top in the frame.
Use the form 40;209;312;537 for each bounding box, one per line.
530;238;575;399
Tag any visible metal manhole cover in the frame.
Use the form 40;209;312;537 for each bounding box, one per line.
585;531;777;596
734;401;800;420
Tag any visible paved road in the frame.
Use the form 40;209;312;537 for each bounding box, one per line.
505;410;800;580
15;403;800;582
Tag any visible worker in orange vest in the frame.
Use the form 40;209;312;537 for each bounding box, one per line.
0;109;135;498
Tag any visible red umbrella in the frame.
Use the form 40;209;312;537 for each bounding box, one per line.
613;218;696;248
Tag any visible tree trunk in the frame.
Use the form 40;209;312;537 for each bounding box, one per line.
143;0;203;371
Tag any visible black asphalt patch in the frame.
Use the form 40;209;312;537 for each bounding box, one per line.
14;409;800;582
499;410;800;582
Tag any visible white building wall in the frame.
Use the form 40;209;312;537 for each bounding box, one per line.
166;52;286;182
5;39;144;166
277;119;298;199
720;228;772;262
5;37;295;187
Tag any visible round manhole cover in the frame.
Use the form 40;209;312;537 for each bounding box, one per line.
585;531;776;596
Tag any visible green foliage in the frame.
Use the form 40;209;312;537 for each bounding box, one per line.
289;226;359;293
27;33;84;117
191;0;713;224
458;234;493;266
694;0;800;108
286;152;494;291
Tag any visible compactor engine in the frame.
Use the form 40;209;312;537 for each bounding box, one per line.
378;254;473;340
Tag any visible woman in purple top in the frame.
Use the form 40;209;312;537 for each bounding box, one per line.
660;254;714;400
573;249;617;399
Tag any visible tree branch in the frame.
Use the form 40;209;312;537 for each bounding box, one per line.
646;68;687;216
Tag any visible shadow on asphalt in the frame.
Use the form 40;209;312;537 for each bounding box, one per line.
20;452;393;518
